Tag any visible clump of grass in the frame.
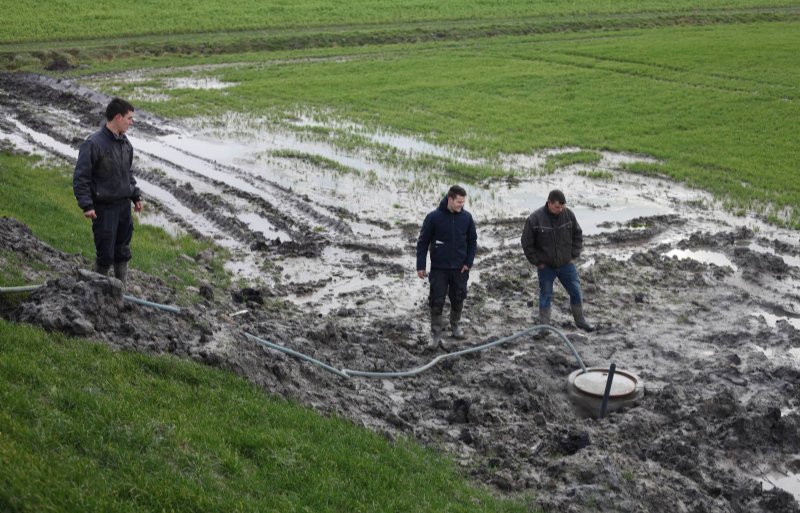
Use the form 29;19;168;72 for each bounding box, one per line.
543;150;602;175
443;161;507;181
577;170;614;180
270;149;358;175
620;161;667;178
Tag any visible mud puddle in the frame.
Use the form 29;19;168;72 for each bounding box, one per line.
2;71;800;512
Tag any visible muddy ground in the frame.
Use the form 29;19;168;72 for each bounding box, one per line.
1;71;800;512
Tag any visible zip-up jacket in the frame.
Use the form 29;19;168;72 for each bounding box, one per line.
521;203;583;267
416;196;478;271
73;125;140;212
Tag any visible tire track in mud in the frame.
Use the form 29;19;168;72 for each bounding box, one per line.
516;51;797;99
135;167;259;246
0;71;404;266
135;145;409;263
555;50;799;98
146;141;357;236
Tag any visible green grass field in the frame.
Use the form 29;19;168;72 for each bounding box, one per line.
79;21;800;226
0;320;529;513
1;1;798;510
1;0;795;43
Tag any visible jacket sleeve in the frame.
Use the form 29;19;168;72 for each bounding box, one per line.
416;213;433;271
520;215;539;266
73;139;95;211
129;149;141;203
570;210;583;259
465;216;477;268
130;180;142;203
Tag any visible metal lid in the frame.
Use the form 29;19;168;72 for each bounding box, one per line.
573;369;638;398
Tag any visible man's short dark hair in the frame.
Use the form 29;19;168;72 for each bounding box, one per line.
547;189;567;205
447;185;467;199
106;98;134;121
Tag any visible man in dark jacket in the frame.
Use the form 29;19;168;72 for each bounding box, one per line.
521;189;594;332
73;98;142;283
416;185;478;348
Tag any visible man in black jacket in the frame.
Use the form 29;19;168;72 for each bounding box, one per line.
73;98;142;283
521;189;594;332
416;185;478;348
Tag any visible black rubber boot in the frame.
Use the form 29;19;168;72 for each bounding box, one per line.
534;307;551;339
449;302;466;339
571;304;595;332
113;261;128;284
430;312;443;349
94;262;110;276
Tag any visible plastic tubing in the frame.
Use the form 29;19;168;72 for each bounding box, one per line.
0;282;179;314
0;285;44;293
244;325;587;380
122;294;181;314
244;332;351;378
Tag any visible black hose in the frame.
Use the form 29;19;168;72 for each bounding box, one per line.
599;362;616;419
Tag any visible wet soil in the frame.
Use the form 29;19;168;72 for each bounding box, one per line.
2;71;800;512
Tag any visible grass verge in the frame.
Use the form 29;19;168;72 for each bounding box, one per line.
543;151;602;175
0;319;531;512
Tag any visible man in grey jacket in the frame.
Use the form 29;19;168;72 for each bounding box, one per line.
73;98;142;283
520;189;594;332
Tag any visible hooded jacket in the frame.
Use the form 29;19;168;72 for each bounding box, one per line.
416;196;477;271
73;125;141;212
521;203;583;267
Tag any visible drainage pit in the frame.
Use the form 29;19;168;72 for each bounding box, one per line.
567;367;644;418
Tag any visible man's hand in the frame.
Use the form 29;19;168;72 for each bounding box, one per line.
84;209;97;220
134;201;143;213
460;265;469;273
417;270;426;279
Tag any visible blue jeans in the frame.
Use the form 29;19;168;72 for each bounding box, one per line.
537;262;583;309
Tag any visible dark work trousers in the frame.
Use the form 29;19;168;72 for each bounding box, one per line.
92;201;134;268
428;268;469;315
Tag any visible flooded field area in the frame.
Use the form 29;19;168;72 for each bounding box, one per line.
1;71;799;512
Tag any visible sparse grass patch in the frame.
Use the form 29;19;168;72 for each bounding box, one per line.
269;149;358;175
0;250;47;285
577;170;614;180
543;151;603;175
443;161;509;182
621;162;668;178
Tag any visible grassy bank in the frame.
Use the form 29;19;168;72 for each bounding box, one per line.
0;320;529;513
0;150;228;292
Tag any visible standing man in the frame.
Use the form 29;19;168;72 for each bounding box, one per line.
416;185;478;348
73;98;142;284
521;189;594;332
